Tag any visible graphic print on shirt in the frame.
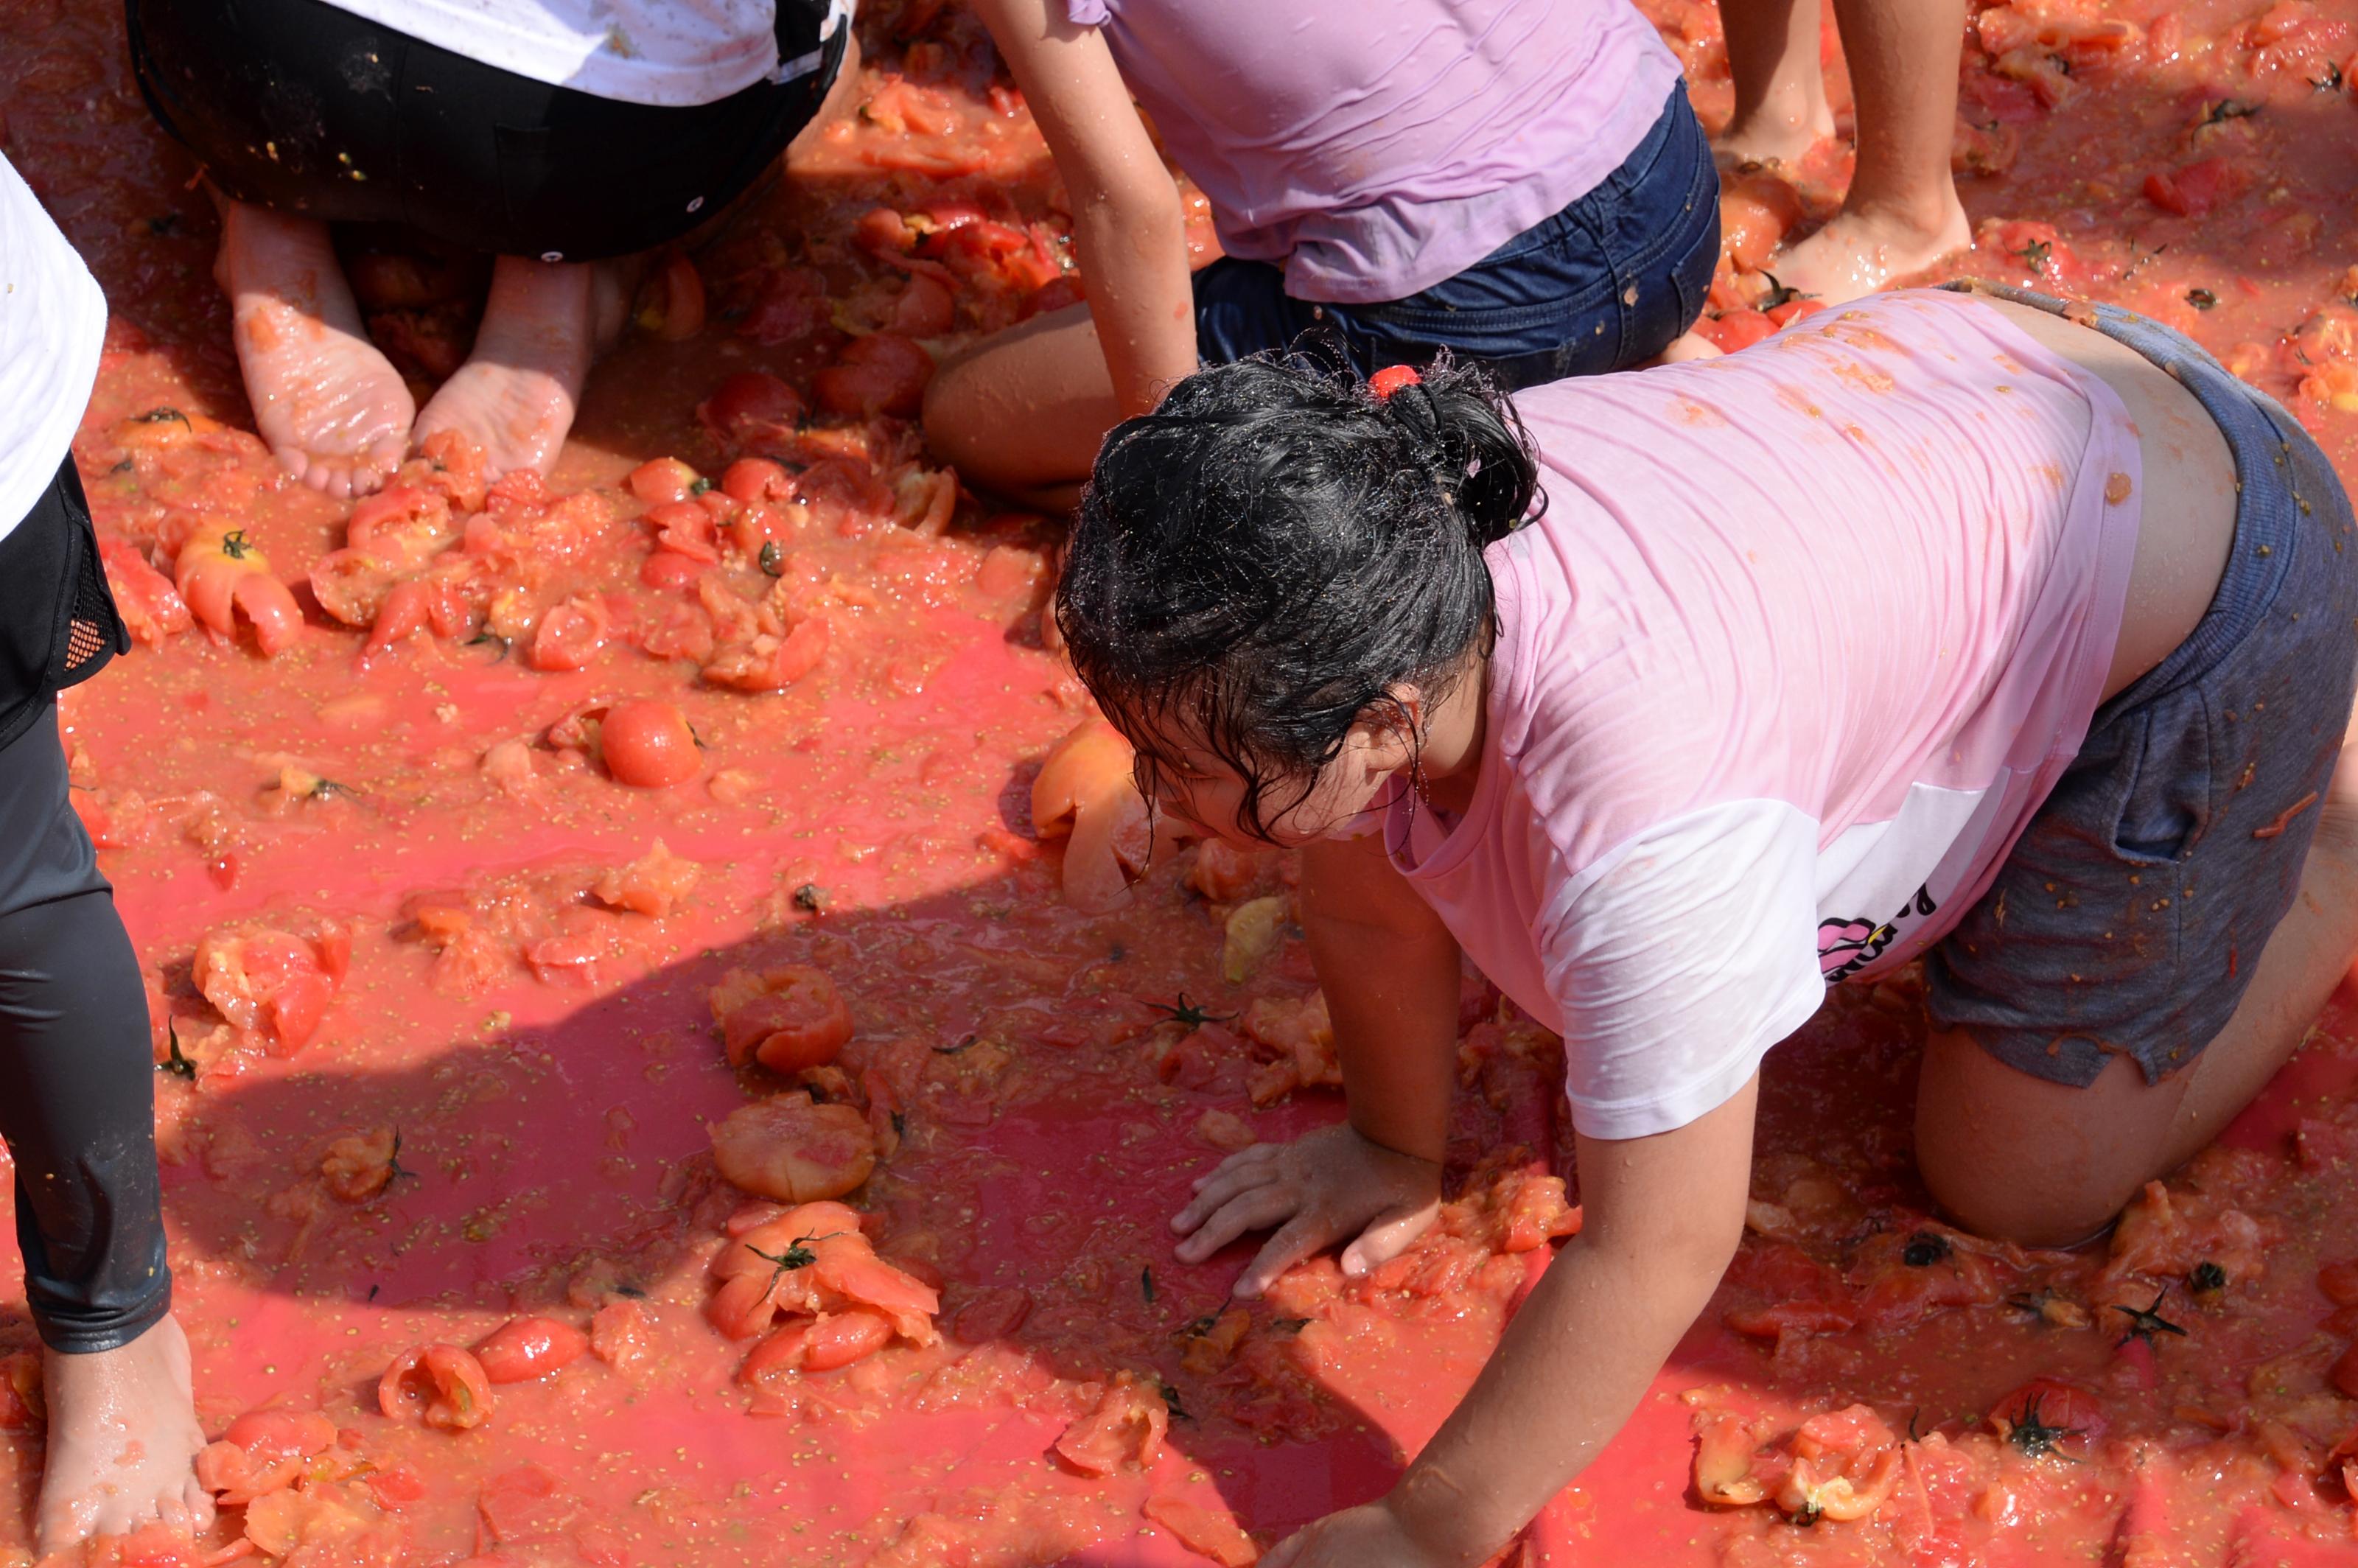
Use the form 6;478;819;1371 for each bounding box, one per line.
1818;884;1937;981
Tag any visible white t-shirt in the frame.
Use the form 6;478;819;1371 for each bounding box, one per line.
0;155;105;547
318;0;847;108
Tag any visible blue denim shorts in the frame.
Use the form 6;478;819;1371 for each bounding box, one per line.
1192;83;1720;389
1926;280;2358;1086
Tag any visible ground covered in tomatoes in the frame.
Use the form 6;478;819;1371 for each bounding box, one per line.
11;0;2358;1564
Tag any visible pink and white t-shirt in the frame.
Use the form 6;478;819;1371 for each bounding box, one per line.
1384;291;2144;1140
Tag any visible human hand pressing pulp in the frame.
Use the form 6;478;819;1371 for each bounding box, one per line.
1262;1498;1456;1568
1170;1123;1442;1298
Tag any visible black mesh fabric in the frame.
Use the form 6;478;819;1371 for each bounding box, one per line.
58;520;127;690
0;459;127;755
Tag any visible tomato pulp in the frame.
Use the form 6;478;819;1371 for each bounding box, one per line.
13;0;2358;1564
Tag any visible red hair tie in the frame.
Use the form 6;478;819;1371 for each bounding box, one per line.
1368;364;1422;400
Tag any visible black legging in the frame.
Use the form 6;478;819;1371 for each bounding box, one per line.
0;469;166;1355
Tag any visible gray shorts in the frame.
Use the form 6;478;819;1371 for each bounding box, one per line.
1925;281;2358;1087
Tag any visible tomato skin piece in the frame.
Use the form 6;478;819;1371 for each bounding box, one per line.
738;1323;811;1386
320;1127;399;1200
1054;1373;1169;1476
709;1264;785;1340
699;371;805;448
2320;1259;2358;1306
627;458;701;507
640;550;706;592
721;458;794;505
713;965;855;1071
473;1316;590;1383
365;1464;430;1509
644;501;722;564
1698;309;1777;354
530;595;610;672
703;617;830;692
1990;1377;2108;1450
2331;1342;2358;1401
600;700;702;788
194;1409;337;1506
812;334;934;419
590;1300;654;1375
175;521;304;655
889;271;957;335
1031;718;1155;913
1718;171;1805;272
378;1344;494;1430
802;1308;895;1371
99;537;192;646
1142;1494;1259;1567
710;1093;878;1203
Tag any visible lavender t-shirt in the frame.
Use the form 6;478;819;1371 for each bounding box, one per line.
1065;0;1683;304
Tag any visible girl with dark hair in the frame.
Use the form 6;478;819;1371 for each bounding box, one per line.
128;0;861;497
923;0;1724;509
1057;284;2358;1564
0;154;209;1555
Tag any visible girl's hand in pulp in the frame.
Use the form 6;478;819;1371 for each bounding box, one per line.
1262;1499;1457;1568
1170;1123;1441;1298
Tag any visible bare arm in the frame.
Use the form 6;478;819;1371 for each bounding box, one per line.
1172;831;1465;1293
1262;1078;1760;1568
969;0;1197;416
1304;831;1464;1163
1390;1079;1757;1561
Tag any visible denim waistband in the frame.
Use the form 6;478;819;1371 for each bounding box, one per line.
1939;278;2319;721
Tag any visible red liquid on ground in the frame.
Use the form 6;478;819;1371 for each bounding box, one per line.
11;0;2358;1564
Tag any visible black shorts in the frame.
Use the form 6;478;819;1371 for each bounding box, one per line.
127;0;849;261
0;459;127;752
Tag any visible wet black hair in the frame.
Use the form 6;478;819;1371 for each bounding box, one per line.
1055;352;1542;839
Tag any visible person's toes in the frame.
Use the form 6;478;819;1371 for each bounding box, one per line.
364;432;408;482
184;1476;216;1530
41;1493;97;1555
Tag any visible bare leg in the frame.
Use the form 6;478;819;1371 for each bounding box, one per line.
1918;722;2358;1246
37;1316;211;1555
922;298;1119;513
1656;333;1724;365
1769;0;1972;304
410;256;632;479
212;197;415;498
1718;0;1835;168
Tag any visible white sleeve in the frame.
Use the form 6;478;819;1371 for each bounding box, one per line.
0;155;105;540
1539;800;1827;1141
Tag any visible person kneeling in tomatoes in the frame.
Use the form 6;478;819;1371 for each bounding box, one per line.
1052;283;2358;1563
0;153;213;1555
125;0;865;497
923;0;1726;511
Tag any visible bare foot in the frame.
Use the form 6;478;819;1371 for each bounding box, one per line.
1716;94;1834;172
214;199;415;498
36;1316;211;1557
1766;189;1973;306
410;256;632;478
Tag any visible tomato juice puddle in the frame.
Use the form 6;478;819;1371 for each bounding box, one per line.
13;0;2358;1563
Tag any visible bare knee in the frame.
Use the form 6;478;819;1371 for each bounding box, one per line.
1915;1032;2177;1247
920;358;1013;495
